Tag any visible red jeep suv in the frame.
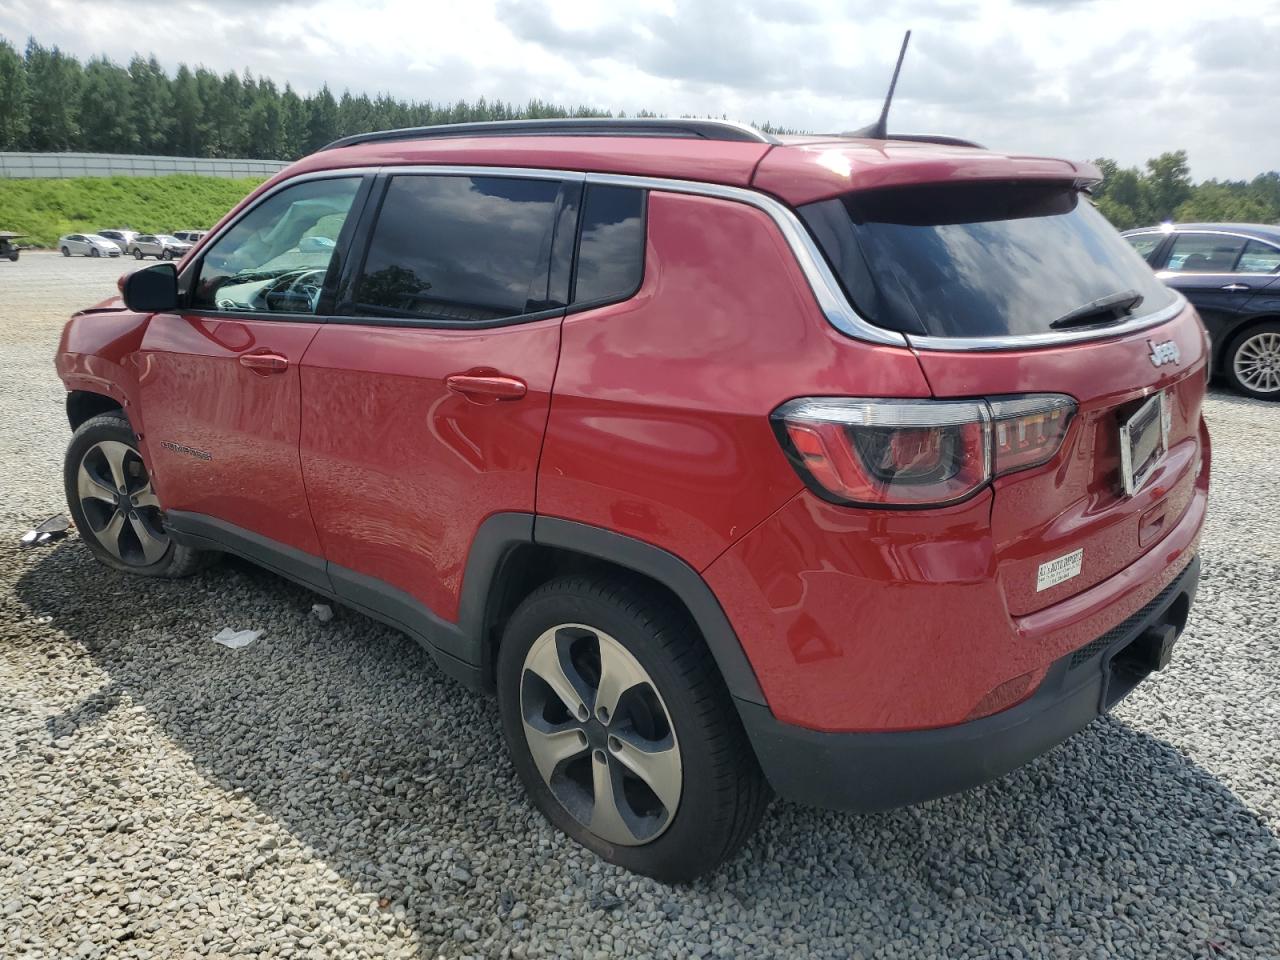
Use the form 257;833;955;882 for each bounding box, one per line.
56;118;1210;881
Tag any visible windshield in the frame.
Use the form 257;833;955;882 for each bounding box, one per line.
800;182;1177;338
159;235;182;244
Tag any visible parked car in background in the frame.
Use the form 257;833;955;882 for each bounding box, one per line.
1124;223;1280;399
0;232;23;261
96;230;137;253
171;230;207;244
129;234;193;261
58;234;121;258
56;118;1209;881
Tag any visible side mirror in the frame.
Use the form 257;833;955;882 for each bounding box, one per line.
122;262;179;313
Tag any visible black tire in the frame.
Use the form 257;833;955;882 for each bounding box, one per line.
90;247;100;258
161;249;172;261
497;575;770;882
133;248;143;260
61;247;70;257
1224;320;1280;401
63;413;214;578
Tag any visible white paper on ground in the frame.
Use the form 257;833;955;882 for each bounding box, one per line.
212;628;262;649
311;603;333;622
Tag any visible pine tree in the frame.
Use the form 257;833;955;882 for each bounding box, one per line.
0;37;30;149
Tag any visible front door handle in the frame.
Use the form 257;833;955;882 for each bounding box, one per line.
1220;283;1251;292
446;372;528;402
238;352;289;374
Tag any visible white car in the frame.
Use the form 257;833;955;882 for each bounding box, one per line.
128;234;193;261
171;230;207;244
58;234;121;258
96;229;138;253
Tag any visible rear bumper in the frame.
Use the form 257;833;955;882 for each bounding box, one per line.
738;554;1200;811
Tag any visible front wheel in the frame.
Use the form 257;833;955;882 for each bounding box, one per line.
61;247;70;257
497;575;770;882
63;413;214;577
133;248;143;260
90;247;100;258
1225;322;1280;400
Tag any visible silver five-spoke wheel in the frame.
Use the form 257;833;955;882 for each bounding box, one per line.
1233;330;1280;395
76;439;169;566
519;623;682;846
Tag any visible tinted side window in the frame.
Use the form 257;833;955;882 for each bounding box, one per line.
1125;233;1163;263
573;185;645;305
349;175;563;323
1238;240;1280;274
1165;233;1245;273
194;177;361;314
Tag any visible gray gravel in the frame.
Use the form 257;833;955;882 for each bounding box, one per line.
2;251;1278;959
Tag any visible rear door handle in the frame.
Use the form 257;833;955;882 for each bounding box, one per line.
238;352;289;374
1220;283;1251;292
446;372;527;402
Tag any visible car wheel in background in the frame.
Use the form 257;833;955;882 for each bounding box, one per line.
63;413;215;578
61;247;70;257
1225;321;1280;401
161;250;172;260
133;248;143;260
496;575;770;883
90;248;100;258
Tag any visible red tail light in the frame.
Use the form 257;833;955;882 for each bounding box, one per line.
772;395;1075;508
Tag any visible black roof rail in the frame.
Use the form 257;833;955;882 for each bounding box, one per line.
321;117;779;152
830;131;984;149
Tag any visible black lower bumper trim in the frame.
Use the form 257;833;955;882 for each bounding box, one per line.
738;555;1201;811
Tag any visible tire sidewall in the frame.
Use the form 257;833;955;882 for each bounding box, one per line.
1225;321;1280;401
496;583;738;881
64;416;180;576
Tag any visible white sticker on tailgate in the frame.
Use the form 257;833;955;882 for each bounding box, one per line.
1036;549;1084;592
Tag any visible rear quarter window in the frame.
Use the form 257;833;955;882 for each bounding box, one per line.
572;185;646;306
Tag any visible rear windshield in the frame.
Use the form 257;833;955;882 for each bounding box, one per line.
800;182;1176;338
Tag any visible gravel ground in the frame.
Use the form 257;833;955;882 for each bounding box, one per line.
1;251;1278;959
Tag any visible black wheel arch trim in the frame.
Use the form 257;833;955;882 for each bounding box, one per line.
530;517;766;705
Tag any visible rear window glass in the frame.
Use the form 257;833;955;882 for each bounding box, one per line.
800;183;1177;338
573;185;645;305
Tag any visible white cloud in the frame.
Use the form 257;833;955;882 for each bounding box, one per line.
1;0;1276;179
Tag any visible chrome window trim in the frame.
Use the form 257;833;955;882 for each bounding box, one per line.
582;171;908;346
905;293;1187;352
191;163;1199;352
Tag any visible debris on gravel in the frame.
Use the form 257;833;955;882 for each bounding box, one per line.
1;252;1277;958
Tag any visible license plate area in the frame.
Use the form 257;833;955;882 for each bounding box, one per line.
1118;392;1167;497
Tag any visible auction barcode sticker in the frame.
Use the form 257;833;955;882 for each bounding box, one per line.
1036;548;1084;592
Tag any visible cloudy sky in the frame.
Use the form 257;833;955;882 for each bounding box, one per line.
3;0;1276;180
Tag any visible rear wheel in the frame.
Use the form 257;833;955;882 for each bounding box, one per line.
497;575;770;882
1225;321;1280;400
64;413;213;577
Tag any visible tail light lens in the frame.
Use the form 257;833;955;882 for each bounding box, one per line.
773;394;1075;508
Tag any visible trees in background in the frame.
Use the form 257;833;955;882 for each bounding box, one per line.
0;34;1275;227
1090;150;1279;227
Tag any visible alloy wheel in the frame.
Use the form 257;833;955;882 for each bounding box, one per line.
519;623;682;846
1234;331;1280;394
76;440;169;566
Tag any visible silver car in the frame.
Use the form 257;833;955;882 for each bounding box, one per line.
171;230;207;244
58;234;121;258
96;229;137;253
128;234;193;261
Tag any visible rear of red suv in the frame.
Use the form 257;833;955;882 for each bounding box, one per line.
55;120;1208;883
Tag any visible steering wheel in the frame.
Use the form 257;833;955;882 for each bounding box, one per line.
261;268;328;313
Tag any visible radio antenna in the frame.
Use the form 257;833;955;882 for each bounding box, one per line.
848;29;911;140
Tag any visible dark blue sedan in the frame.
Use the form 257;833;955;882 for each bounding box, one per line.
1124;223;1280;400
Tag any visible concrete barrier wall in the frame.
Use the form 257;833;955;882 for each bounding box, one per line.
0;152;290;179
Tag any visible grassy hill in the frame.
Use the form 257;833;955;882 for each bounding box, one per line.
0;175;264;248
